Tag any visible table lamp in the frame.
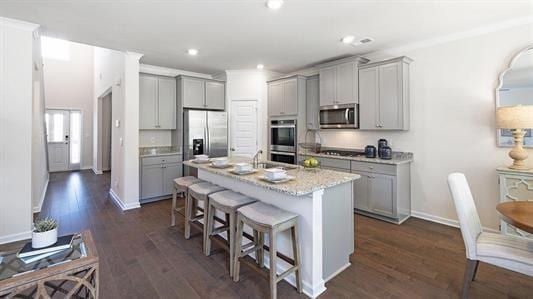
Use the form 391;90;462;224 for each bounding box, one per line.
496;105;533;170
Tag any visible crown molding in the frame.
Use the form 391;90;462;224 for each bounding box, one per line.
0;17;39;31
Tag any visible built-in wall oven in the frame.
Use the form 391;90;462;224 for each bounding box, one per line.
270;119;297;164
320;104;358;129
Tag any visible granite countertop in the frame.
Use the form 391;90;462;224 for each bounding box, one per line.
140;146;181;157
300;148;413;165
184;157;360;196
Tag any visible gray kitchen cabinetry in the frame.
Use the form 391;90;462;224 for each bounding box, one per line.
267;75;306;117
351;161;410;224
140;154;182;201
317;56;368;107
177;76;225;110
306;75;320;130
140;74;176;130
359;56;412;130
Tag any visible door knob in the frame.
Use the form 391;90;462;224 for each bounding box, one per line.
230;148;236;151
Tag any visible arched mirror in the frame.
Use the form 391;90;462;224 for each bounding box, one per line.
496;45;533;147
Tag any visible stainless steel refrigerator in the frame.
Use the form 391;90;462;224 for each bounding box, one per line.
183;110;228;175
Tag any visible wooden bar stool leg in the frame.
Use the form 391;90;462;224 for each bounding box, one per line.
171;185;177;226
258;232;264;268
229;211;236;277
253;230;260;265
184;193;192;239
269;230;278;299
204;202;215;256
202;199;209;255
291;224;302;293
233;215;244;282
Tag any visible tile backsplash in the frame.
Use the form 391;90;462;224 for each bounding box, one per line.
139;130;173;147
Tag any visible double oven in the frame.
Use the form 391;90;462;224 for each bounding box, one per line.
270;119;296;164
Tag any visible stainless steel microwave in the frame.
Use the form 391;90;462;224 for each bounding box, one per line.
319;104;359;129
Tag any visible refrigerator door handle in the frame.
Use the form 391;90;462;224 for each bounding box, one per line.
204;126;209;155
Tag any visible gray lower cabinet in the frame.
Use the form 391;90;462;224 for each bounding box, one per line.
351;161;410;224
140;155;182;200
299;154;411;224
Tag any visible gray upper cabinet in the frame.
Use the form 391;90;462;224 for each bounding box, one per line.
182;77;205;109
268;81;284;116
317;57;367;107
359;56;411;130
140;74;176;130
205;81;225;110
140;75;158;129
267;76;305;117
319;66;336;106
157;77;177;129
306;75;319;130
178;76;225;110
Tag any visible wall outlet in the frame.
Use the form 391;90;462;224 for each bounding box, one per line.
115;119;120;127
150;137;156;144
120;137;124;146
114;180;119;188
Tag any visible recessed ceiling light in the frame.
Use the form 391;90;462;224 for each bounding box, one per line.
341;35;355;44
257;64;265;70
266;0;284;10
187;48;198;56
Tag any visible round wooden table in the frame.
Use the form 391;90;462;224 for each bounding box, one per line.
496;201;533;234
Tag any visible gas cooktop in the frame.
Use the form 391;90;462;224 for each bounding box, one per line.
320;150;366;157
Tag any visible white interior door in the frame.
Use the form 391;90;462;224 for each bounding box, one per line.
230;100;258;157
45;109;82;172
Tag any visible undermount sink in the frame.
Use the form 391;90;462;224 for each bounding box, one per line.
255;162;298;171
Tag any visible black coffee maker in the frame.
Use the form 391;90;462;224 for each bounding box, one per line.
378;138;392;160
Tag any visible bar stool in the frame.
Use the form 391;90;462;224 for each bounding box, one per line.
205;190;258;277
185;182;226;250
233;202;302;299
171;176;203;226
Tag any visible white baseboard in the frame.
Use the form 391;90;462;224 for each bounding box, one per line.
32;178;49;213
109;189;140;211
91;168;103;175
411;210;499;233
0;230;32;244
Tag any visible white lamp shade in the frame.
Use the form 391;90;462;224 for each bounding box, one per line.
496;105;533;129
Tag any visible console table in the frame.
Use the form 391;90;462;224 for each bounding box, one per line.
496;167;533;238
0;230;99;298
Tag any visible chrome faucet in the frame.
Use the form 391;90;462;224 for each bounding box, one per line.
252;150;263;168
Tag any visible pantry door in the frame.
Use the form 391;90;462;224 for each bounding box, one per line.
230;99;258;158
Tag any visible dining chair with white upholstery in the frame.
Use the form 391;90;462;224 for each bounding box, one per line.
447;173;533;298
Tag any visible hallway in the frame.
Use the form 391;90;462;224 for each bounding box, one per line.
10;171;532;298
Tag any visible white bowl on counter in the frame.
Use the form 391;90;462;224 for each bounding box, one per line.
211;157;229;166
234;163;253;173
264;168;287;180
194;154;209;161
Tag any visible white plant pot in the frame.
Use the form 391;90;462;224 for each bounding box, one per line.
32;228;58;248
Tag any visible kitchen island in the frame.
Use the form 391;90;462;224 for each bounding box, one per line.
184;157;360;298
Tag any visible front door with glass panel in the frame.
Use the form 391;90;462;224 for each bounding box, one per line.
45;109;82;172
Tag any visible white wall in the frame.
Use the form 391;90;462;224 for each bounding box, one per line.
287;24;533;230
0;17;39;244
32;30;49;213
225;69;281;156
93;47;141;210
43;40;94;169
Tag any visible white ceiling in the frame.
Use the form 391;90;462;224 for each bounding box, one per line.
1;1;531;74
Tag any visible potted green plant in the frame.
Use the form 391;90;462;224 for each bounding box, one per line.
32;218;58;248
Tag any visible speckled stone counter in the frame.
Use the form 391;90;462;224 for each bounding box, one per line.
300;149;413;165
139;146;181;157
184;157;360;196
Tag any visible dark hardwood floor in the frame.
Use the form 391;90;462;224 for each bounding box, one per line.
3;170;532;298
